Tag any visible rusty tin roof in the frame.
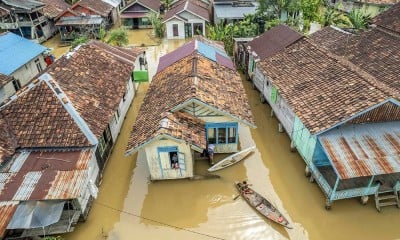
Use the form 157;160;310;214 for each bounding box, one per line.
0;201;18;237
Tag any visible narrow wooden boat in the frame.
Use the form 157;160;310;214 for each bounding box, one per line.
207;146;256;172
235;181;292;229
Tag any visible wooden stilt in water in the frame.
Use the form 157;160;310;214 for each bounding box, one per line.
278;123;283;133
290;141;296;152
270;110;274;118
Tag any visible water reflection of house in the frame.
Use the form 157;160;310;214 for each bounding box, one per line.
55;0;121;42
125;38;255;181
120;0;161;29
0;0;69;42
0;41;145;238
253;6;400;210
0;32;48;103
163;0;211;39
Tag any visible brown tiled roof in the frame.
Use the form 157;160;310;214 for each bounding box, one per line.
310;26;400;98
76;0;113;16
248;24;303;60
0;117;17;165
39;0;70;18
258;38;389;134
46;41;141;138
0;73;12;88
373;2;400;33
0;80;90;148
127;53;254;151
137;0;160;12
164;0;210;22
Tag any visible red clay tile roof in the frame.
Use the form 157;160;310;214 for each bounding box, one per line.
258;38;389;134
164;0;210;22
310;26;400;98
0;117;18;165
373;2;400;33
39;0;70;18
0;73;12;88
127;53;254;151
76;0;113;16
46;41;142;138
0;80;90;148
248;24;303;60
137;0;160;12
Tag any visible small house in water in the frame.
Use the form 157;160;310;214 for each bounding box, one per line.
0;32;48;103
163;0;210;39
120;0;161;29
125;38;255;180
213;0;259;24
255;7;400;210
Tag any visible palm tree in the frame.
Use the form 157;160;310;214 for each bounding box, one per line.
347;8;371;30
321;7;347;27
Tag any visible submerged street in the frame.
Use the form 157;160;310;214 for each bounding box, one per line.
41;32;400;240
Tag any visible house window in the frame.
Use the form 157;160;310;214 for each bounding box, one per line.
158;146;185;170
172;24;179;37
35;59;43;73
206;122;238;144
193;23;203;35
12;79;21;91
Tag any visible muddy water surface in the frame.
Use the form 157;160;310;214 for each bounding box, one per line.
45;32;400;240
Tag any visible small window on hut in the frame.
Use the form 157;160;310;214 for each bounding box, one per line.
207;128;216;144
158;147;180;169
173;24;179;37
218;128;226;143
228;127;236;143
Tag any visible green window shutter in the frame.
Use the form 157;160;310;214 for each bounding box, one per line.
271;86;278;103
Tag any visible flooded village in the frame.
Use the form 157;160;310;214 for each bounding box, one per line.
0;0;399;240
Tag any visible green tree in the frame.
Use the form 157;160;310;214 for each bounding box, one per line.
258;0;297;20
147;12;164;38
320;7;347;27
70;36;88;49
347;8;371;30
106;28;129;46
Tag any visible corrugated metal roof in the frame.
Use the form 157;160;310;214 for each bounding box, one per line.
214;2;258;19
0;150;93;201
319;122;400;179
248;24;303;60
0;201;18;237
55;15;104;26
0;32;47;75
157;39;234;73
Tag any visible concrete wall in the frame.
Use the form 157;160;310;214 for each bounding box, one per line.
165;20;185;39
9;54;46;93
144;139;193;180
109;78;135;141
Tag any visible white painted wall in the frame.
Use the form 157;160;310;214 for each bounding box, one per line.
109;79;135;141
144;139;193;180
7;55;46;97
165;20;185;39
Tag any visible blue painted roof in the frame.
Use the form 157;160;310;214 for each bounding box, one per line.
0;32;47;75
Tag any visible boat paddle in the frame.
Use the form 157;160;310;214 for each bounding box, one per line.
233;194;241;200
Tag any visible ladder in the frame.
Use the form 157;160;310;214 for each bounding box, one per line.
374;182;400;212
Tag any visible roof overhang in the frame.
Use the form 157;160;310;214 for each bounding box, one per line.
171;98;256;129
125;133;203;156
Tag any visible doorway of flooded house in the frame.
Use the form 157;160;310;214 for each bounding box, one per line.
40;33;400;240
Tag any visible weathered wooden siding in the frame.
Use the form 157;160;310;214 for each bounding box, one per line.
199;116;239;153
247;54;255;79
144;139;193;180
292;116;317;163
313;140;330;166
254;66;295;135
349;102;400;124
110;79;134;141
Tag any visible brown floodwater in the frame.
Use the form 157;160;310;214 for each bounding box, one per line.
42;31;400;240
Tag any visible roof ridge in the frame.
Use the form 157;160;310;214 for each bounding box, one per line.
305;38;398;99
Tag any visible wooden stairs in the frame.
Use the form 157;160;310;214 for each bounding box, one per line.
374;181;400;212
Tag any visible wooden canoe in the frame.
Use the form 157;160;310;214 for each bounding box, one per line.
235;181;292;229
207;146;256;172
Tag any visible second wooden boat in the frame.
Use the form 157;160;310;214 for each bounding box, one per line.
207;146;255;172
235;181;292;229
